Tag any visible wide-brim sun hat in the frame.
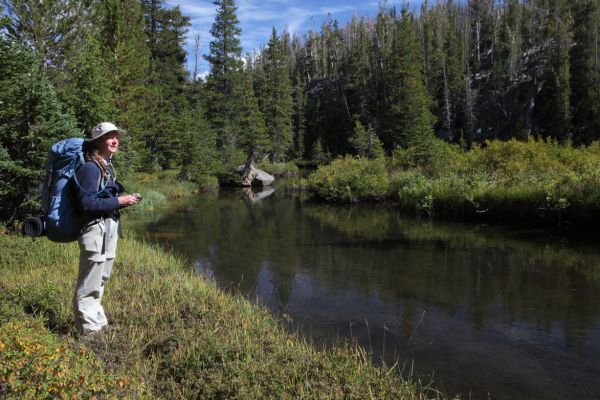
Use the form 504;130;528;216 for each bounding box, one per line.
86;122;127;142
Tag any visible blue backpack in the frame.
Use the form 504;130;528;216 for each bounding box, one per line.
40;138;108;242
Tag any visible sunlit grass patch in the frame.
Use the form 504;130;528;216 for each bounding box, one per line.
257;161;300;177
0;318;134;399
0;233;444;399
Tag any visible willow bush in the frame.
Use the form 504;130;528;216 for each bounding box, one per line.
307;156;389;202
307;138;600;226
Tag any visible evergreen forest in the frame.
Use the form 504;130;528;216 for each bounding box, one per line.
2;0;600;225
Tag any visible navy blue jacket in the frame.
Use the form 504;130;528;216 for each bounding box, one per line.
74;159;122;219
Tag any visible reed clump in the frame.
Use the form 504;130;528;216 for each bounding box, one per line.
0;234;441;399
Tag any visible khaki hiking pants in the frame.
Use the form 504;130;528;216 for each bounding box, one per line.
73;217;119;334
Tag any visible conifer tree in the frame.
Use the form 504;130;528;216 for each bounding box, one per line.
535;0;573;142
426;3;467;142
374;6;396;126
179;99;219;183
60;33;116;133
570;0;600;144
292;72;307;158
101;0;152;173
499;0;522;83
141;0;190;170
310;138;328;164
349;117;384;159
468;0;494;70
343;16;375;124
382;8;435;163
0;38;78;222
1;0;95;76
262;28;294;162
2;0;111;133
204;0;243;161
236;66;269;161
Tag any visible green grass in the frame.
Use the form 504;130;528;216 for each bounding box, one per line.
121;171;199;214
256;161;300;177
0;233;443;399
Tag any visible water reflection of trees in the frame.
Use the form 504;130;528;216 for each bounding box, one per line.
302;204;600;352
143;193;600;352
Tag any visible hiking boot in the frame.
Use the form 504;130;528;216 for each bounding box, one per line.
102;322;118;332
79;329;100;343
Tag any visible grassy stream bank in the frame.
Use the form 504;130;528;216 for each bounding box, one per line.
0;180;439;399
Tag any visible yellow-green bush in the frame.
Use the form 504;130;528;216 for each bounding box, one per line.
307;138;600;226
0;319;131;399
307;156;389;202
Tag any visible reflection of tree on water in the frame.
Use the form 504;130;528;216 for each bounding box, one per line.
301;204;600;353
147;189;302;312
140;192;600;365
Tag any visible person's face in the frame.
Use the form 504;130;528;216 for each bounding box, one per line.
97;131;120;158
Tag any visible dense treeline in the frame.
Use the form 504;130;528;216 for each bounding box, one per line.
1;0;600;224
282;0;600;156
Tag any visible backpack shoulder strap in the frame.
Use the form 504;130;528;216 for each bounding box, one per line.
73;159;110;195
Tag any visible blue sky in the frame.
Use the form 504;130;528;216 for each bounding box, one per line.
164;0;421;77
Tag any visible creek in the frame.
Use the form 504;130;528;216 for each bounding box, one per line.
132;182;600;400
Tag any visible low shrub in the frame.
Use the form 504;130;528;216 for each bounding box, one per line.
307;156;389;202
307;138;600;226
0;319;132;399
389;170;431;214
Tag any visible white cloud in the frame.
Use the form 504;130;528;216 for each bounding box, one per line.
165;0;422;73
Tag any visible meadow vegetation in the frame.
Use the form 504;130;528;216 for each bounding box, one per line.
256;161;300;177
0;233;442;399
307;139;600;228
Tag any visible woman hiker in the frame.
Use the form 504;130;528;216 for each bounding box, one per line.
73;122;139;337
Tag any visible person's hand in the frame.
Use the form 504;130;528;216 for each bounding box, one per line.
118;194;139;207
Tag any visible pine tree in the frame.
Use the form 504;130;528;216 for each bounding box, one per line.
426;2;467;142
374;5;397;127
1;0;95;76
179;97;219;183
382;7;436;163
292;72;307;158
2;0;112;133
59;33;116;133
262;28;294;162
343;16;375;125
0;38;78;222
236;65;269;161
310;138;328;164
204;0;244;161
349;117;384;159
468;0;495;71
570;0;600;144
141;0;190;170
100;0;152;174
535;0;573;142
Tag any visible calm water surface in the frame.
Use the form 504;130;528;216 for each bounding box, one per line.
134;185;600;400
